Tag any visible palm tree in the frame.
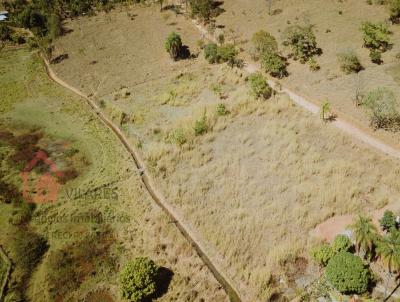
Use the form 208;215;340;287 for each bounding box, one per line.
350;215;378;259
376;230;400;300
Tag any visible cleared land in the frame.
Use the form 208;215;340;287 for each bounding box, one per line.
0;49;227;302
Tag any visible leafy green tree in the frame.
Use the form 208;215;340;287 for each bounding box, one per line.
360;22;391;51
282;25;319;62
217;43;238;67
189;0;214;21
260;52;286;78
248;73;272;100
326;252;371;294
120;257;159;302
310;243;335;266
350;215;378;258
389;0;400;23
380;210;398;232
165;32;183;61
251;30;278;59
332;235;353;253
363;87;400;129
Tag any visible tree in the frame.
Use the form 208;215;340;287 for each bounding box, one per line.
248;73;272;100
217;43;238;67
282;25;319;62
337;50;363;74
165;32;183;61
363;87;400;130
360;22;390;51
350;215;378;258
326;252;371;294
189;0;214;22
310;243;335;266
380;210;398;232
204;42;219;63
120;257;159;302
251;30;278;59
389;0;400;23
260;52;286;78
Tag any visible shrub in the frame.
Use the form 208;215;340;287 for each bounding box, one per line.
360;22;390;51
165;32;183;60
332;235;353;253
248;73;272;100
11;32;26;44
389;0;400;23
379;210;397;232
308;58;320;71
189;0;214;21
363;87;400;129
282;25;319;62
171;128;187;145
216;103;227;116
311;244;335;266
217;43;238;67
337;51;363;74
326;252;371;294
120;257;159;302
260;52;286;78
370;49;382;64
204;42;219;63
251;30;278;60
194;113;208;136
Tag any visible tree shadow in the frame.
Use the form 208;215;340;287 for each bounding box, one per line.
151;267;174;300
212;1;225;18
178;45;191;60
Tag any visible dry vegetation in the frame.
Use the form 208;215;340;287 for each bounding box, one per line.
0;49;227;302
47;1;400;300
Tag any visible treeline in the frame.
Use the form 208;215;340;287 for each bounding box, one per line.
3;0;126;38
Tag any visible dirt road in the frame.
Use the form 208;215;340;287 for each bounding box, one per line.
41;55;243;302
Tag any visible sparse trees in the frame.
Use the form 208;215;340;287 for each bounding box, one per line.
120;257;159;302
165;32;183;60
282;25;319;62
248;73;272;100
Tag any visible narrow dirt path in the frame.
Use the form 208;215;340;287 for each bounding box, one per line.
41;55;243;302
192;21;400;160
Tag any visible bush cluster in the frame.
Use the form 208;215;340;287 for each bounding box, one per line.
337;51;363;74
189;0;215;21
282;25;319;62
248;73;272;100
204;43;239;66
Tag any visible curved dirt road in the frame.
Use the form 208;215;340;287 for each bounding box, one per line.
41;56;242;302
193;21;400;160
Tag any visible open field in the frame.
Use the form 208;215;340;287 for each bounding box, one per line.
0;49;227;301
49;3;400;300
213;0;400;147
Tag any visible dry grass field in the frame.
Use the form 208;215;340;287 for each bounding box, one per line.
213;0;400;147
49;2;400;300
0;49;227;302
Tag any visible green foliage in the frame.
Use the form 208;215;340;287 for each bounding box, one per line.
47;14;63;40
389;0;400;23
360;22;391;51
326;252;371;294
376;230;400;272
337;51;363;74
248;73;272;100
260;52;286;78
363;87;400;129
370;49;382;64
204;43;219;63
282;25;319;62
332;235;353;253
379;210;397;232
194;113;208;136
216;103;228;116
120;257;159;302
311;244;335;266
320;101;331;120
204;43;239;66
350;215;378;256
308;58;320;71
171;128;187;145
189;0;214;21
251;30;278;60
165;32;183;60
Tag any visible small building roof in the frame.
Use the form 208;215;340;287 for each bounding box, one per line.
0;15;7;21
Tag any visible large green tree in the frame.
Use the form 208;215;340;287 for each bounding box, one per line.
350;215;378;258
